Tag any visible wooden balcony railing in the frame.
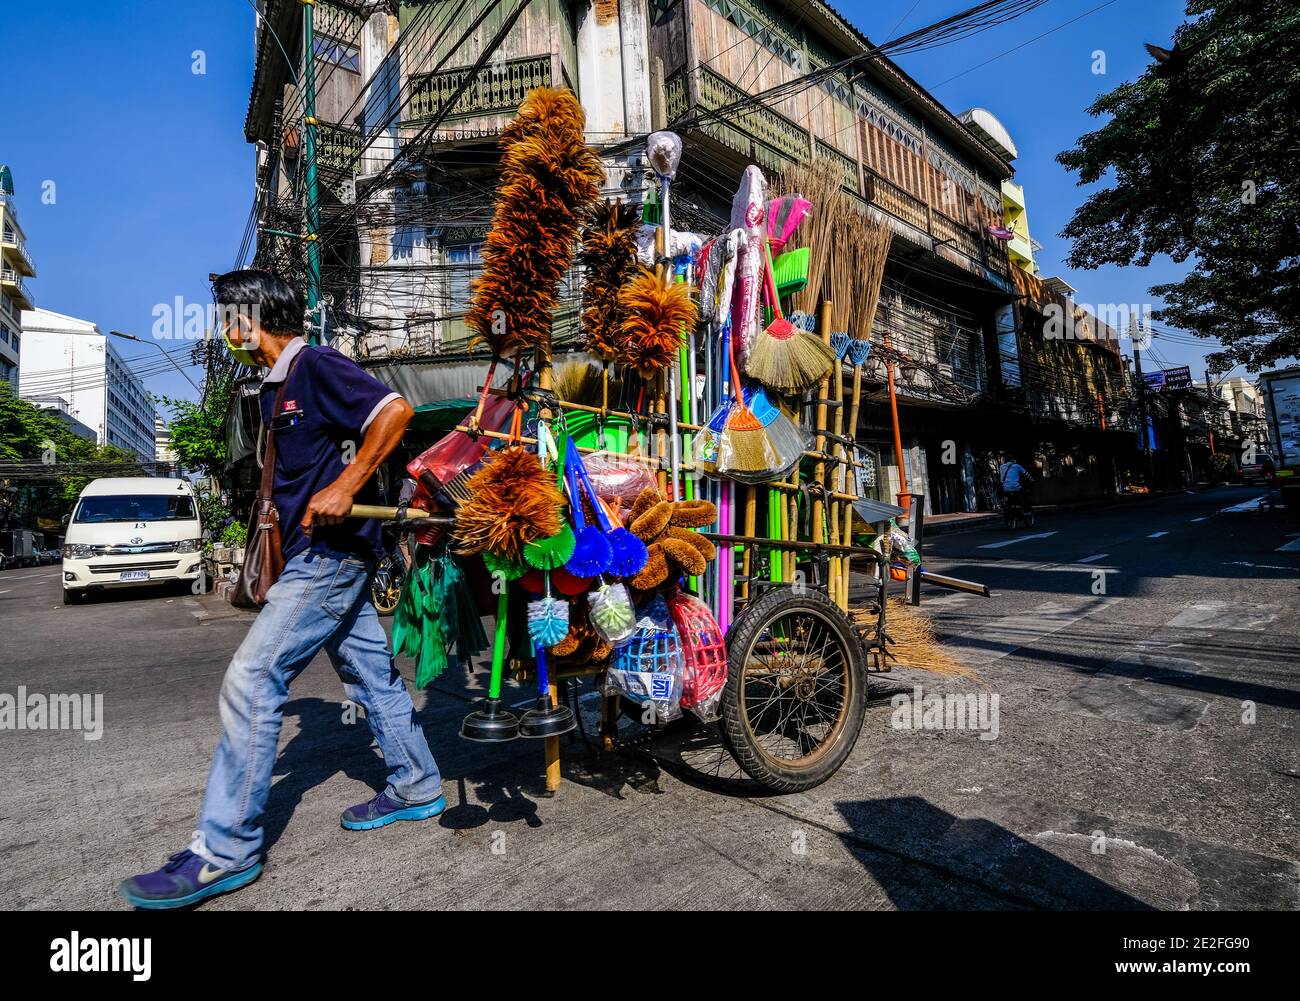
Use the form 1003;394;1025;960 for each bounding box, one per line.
408;55;552;124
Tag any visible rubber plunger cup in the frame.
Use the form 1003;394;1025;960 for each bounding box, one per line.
519;645;575;738
461;586;519;742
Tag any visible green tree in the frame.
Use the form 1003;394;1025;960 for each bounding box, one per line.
156;377;232;478
0;382;141;526
1057;0;1300;371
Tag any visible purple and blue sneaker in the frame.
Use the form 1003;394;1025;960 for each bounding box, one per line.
120;850;262;910
341;790;446;831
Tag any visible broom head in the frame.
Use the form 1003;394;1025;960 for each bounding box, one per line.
746;321;836;393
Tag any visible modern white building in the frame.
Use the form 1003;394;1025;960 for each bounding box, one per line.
18;307;156;461
154;415;176;464
1;165;37;388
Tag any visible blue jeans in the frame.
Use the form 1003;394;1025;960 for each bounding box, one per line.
192;546;441;870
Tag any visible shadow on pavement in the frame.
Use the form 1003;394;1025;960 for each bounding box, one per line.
836;796;1155;910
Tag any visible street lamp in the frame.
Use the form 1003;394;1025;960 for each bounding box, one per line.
108;330;202;394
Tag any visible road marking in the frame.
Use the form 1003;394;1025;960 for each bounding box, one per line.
1225;561;1299;572
1276;538;1300;552
1190;517;1208;522
1148;531;1169;538
1;572;59;581
1078;553;1109;563
977;531;1057;550
1219;496;1266;513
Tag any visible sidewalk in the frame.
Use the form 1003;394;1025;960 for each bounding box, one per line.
919;481;1228;537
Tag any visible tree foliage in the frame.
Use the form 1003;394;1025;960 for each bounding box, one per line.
0;381;142;526
157;378;232;479
1057;0;1300;371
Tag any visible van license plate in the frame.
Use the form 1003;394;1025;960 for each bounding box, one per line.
120;570;150;582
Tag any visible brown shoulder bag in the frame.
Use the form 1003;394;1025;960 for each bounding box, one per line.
231;353;302;609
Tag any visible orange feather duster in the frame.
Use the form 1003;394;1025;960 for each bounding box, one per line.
467;88;604;358
580;199;641;362
452;445;565;564
618;267;698;378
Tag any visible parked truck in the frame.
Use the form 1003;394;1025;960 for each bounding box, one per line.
0;529;38;570
1260;366;1300;512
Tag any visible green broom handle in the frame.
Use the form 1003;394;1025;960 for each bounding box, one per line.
487;586;509;701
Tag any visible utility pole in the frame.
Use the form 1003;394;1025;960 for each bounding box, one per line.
1131;314;1154;487
301;0;322;344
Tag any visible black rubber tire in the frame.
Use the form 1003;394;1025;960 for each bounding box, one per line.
63;589;83;605
719;587;867;793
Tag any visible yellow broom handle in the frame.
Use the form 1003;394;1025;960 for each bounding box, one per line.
347;504;437;521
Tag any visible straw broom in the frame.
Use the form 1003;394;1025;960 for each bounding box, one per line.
853;598;979;679
775;159;840;318
825;202;859;610
840;211;893;602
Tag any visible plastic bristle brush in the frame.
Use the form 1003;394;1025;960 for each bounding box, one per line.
524;433;576;569
563;440;612;577
527;572;570;648
749;386;805;470
569;441;648;577
720;334;777;476
588;580;636;646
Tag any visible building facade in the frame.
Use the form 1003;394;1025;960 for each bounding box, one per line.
1;165;37;389
18;307;157;462
232;0;1140;513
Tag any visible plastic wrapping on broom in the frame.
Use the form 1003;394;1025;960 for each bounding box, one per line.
666;590;728;722
605;596;684;722
714;425;791;483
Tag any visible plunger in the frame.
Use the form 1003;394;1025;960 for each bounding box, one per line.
518;644;575;738
460;586;520;742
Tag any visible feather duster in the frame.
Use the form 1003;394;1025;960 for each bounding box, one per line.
580;199;641;361
467;88;604;358
453;446;565;563
618;267;698;378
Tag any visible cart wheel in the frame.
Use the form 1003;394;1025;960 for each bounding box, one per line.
719;587;867;792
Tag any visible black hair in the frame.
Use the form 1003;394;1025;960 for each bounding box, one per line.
211;269;303;337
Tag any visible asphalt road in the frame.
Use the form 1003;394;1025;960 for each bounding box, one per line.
1;484;1297;910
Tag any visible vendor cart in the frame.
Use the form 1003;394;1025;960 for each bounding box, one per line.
345;96;963;796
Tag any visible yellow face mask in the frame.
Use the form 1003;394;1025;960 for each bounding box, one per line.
222;328;259;368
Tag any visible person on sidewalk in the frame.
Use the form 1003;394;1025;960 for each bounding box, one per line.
121;270;444;910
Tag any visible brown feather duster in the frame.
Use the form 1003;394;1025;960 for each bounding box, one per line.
452;446;565;563
618;268;698;378
467;88;604;358
579;199;641;361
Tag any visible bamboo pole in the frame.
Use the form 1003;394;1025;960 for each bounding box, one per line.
811;299;833;595
536;348;563;793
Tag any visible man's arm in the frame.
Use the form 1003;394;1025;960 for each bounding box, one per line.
302;397;414;531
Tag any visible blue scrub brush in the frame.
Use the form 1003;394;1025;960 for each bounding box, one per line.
569;437;647;577
563;444;612;577
527;571;570;648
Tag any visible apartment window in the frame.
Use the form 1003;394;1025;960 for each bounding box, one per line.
315;35;360;73
445;242;482;314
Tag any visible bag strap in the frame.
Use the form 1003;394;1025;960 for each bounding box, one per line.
259;348;306;502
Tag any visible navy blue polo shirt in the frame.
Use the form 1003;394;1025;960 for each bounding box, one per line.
259;338;403;563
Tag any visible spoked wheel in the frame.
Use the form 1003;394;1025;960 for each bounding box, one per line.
371;560;402;616
719;587;867;792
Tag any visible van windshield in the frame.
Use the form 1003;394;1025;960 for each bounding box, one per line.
75;495;197;523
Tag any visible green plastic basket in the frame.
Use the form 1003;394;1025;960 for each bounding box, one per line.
563;410;635;453
772;246;810;296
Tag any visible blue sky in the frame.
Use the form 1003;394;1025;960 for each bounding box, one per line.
4;0;1223;408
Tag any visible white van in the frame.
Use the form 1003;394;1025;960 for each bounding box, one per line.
62;477;203;603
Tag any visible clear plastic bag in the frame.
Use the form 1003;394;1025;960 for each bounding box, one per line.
605;596;684;723
582;450;657;516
